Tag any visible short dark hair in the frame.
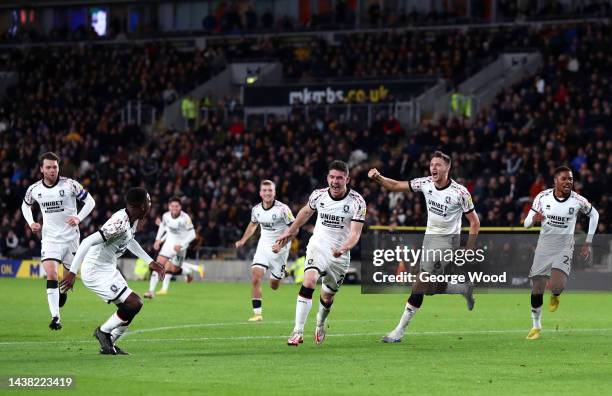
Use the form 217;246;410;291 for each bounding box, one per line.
329;160;349;175
126;187;150;205
431;151;452;166
169;196;182;205
554;166;572;177
39;152;60;166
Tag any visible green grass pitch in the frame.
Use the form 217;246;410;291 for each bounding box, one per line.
1;278;611;395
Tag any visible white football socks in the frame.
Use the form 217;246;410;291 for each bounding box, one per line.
316;300;332;326
47;287;60;318
101;312;127;334
294;295;312;333
397;303;419;331
111;325;129;343
149;271;159;293
531;307;542;329
161;274;172;291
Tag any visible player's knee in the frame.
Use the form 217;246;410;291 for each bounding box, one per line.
320;294;334;307
44;266;58;280
302;270;318;289
269;280;280;290
530;277;547;294
118;299;142;322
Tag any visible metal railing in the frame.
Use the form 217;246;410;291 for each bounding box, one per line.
120;100;157;127
236;101;416;129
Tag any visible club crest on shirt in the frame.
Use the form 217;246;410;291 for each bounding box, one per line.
60;190;65;197
428;190;433;195
38;193;42;198
343;204;349;213
569;207;574;214
272;214;277;220
320;202;324;208
445;196;451;204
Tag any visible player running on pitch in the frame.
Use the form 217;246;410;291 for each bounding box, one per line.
145;197;198;298
21;152;96;330
275;161;366;346
523;165;599;340
235;180;295;321
60;187;165;355
369;151;480;343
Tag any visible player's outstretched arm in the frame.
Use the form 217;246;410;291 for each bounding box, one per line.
60;231;105;292
464;210;480;250
273;205;315;251
333;221;365;257
368;168;411;192
21;201;41;232
235;222;258;248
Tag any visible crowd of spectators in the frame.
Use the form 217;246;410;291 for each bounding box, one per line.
0;22;609;259
3;0;610;44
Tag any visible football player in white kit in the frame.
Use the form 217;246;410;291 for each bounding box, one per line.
368;151;480;343
144;197;197;298
274;161;366;346
60;187;165;355
21;152;96;330
523;166;599;340
235;180;295;321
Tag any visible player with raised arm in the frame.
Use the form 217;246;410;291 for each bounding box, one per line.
144;197;198;298
60;187;165;355
274;161;366;346
21;152;96;331
235;180;295;321
523;166;599;340
369;151;480;343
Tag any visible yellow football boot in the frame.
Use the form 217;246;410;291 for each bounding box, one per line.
526;327;541;340
549;295;560;312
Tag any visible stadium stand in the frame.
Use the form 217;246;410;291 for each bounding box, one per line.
0;22;609;259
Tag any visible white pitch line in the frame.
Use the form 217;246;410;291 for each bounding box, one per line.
1;328;611;347
127;319;381;335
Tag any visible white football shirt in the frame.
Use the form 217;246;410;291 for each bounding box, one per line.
158;211;195;244
307;188;366;258
531;189;592;235
84;209;139;269
24;177;88;243
251;200;295;246
410;176;474;234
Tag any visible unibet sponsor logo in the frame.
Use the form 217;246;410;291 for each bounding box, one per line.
40;200;64;213
260;222;275;229
320;213;345;229
547;214;570;228
427;199;448;216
